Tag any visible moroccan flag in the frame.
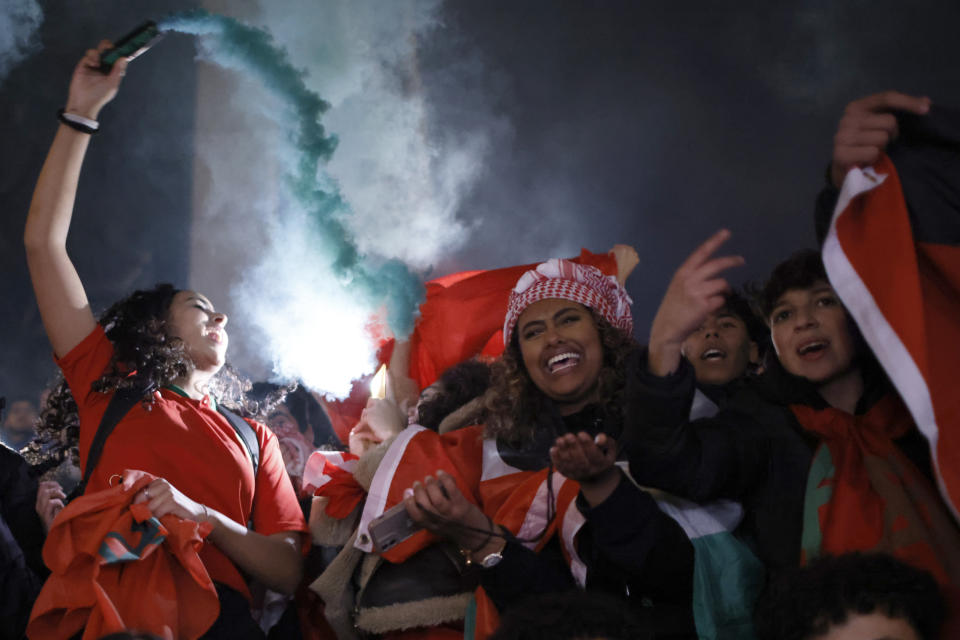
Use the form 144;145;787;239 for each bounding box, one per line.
820;106;960;520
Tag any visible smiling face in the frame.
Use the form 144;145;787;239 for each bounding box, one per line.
517;298;603;415
769;281;856;384
682;308;759;386
165;290;228;374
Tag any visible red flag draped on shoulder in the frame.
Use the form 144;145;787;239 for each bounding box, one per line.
822;154;960;520
352;426;586;639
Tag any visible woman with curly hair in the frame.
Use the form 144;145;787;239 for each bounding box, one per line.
328;259;697;639
23;42;305;636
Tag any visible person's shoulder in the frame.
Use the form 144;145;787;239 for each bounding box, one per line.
721;376;820;451
0;442;29;477
56;324;110;364
243;416;274;444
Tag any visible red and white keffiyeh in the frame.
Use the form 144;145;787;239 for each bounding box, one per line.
503;259;633;345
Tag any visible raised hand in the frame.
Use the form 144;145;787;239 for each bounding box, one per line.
348;397;406;456
551;432;617;481
609;243;640;285
551;432;621;507
65;40;130;120
830;91;931;188
648;229;744;376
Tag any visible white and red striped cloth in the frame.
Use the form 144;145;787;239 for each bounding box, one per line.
503;259;633;345
823;154;960;520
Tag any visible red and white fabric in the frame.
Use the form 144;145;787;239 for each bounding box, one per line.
822;155;960;520
352;425;588;639
503;259;633;346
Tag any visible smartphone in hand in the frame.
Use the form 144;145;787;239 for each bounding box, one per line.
367;501;423;553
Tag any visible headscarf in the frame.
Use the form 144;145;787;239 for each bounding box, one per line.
503;258;633;345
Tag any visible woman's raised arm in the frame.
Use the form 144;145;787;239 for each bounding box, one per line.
24;42;128;358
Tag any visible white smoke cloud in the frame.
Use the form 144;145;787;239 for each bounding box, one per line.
0;0;43;85
187;1;493;395
235;208;379;397
254;0;479;268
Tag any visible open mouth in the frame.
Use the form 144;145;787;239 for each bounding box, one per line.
546;352;581;373
700;348;726;361
797;340;828;357
207;330;223;344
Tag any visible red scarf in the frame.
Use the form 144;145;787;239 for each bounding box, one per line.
793;395;960;586
28;469;219;640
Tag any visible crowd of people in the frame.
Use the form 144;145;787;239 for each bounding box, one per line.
2;40;959;640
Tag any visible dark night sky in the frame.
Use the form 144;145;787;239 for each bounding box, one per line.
3;0;960;402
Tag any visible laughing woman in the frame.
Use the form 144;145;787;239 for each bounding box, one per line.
342;259;699;639
24;43;306;637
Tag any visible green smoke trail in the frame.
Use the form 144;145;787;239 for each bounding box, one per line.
159;9;423;335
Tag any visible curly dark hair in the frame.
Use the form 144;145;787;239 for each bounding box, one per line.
21;376;80;477
753;552;945;640
94;283;256;412
483;310;636;445
27;284;260;471
418;359;492;431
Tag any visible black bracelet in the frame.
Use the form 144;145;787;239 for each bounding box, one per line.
461;514;495;553
57;108;99;134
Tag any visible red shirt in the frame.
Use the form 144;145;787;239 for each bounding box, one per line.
58;326;307;598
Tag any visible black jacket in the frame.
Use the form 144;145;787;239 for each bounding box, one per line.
621;350;932;578
0;446;47;640
481;403;698;638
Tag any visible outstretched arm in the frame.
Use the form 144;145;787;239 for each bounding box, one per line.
647;229;743;377
24;43;129;358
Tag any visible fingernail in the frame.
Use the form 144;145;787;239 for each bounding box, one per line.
404;488;414;499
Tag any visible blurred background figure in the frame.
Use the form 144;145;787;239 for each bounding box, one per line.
0;397;38;450
250;382;340;493
0;398;47;640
